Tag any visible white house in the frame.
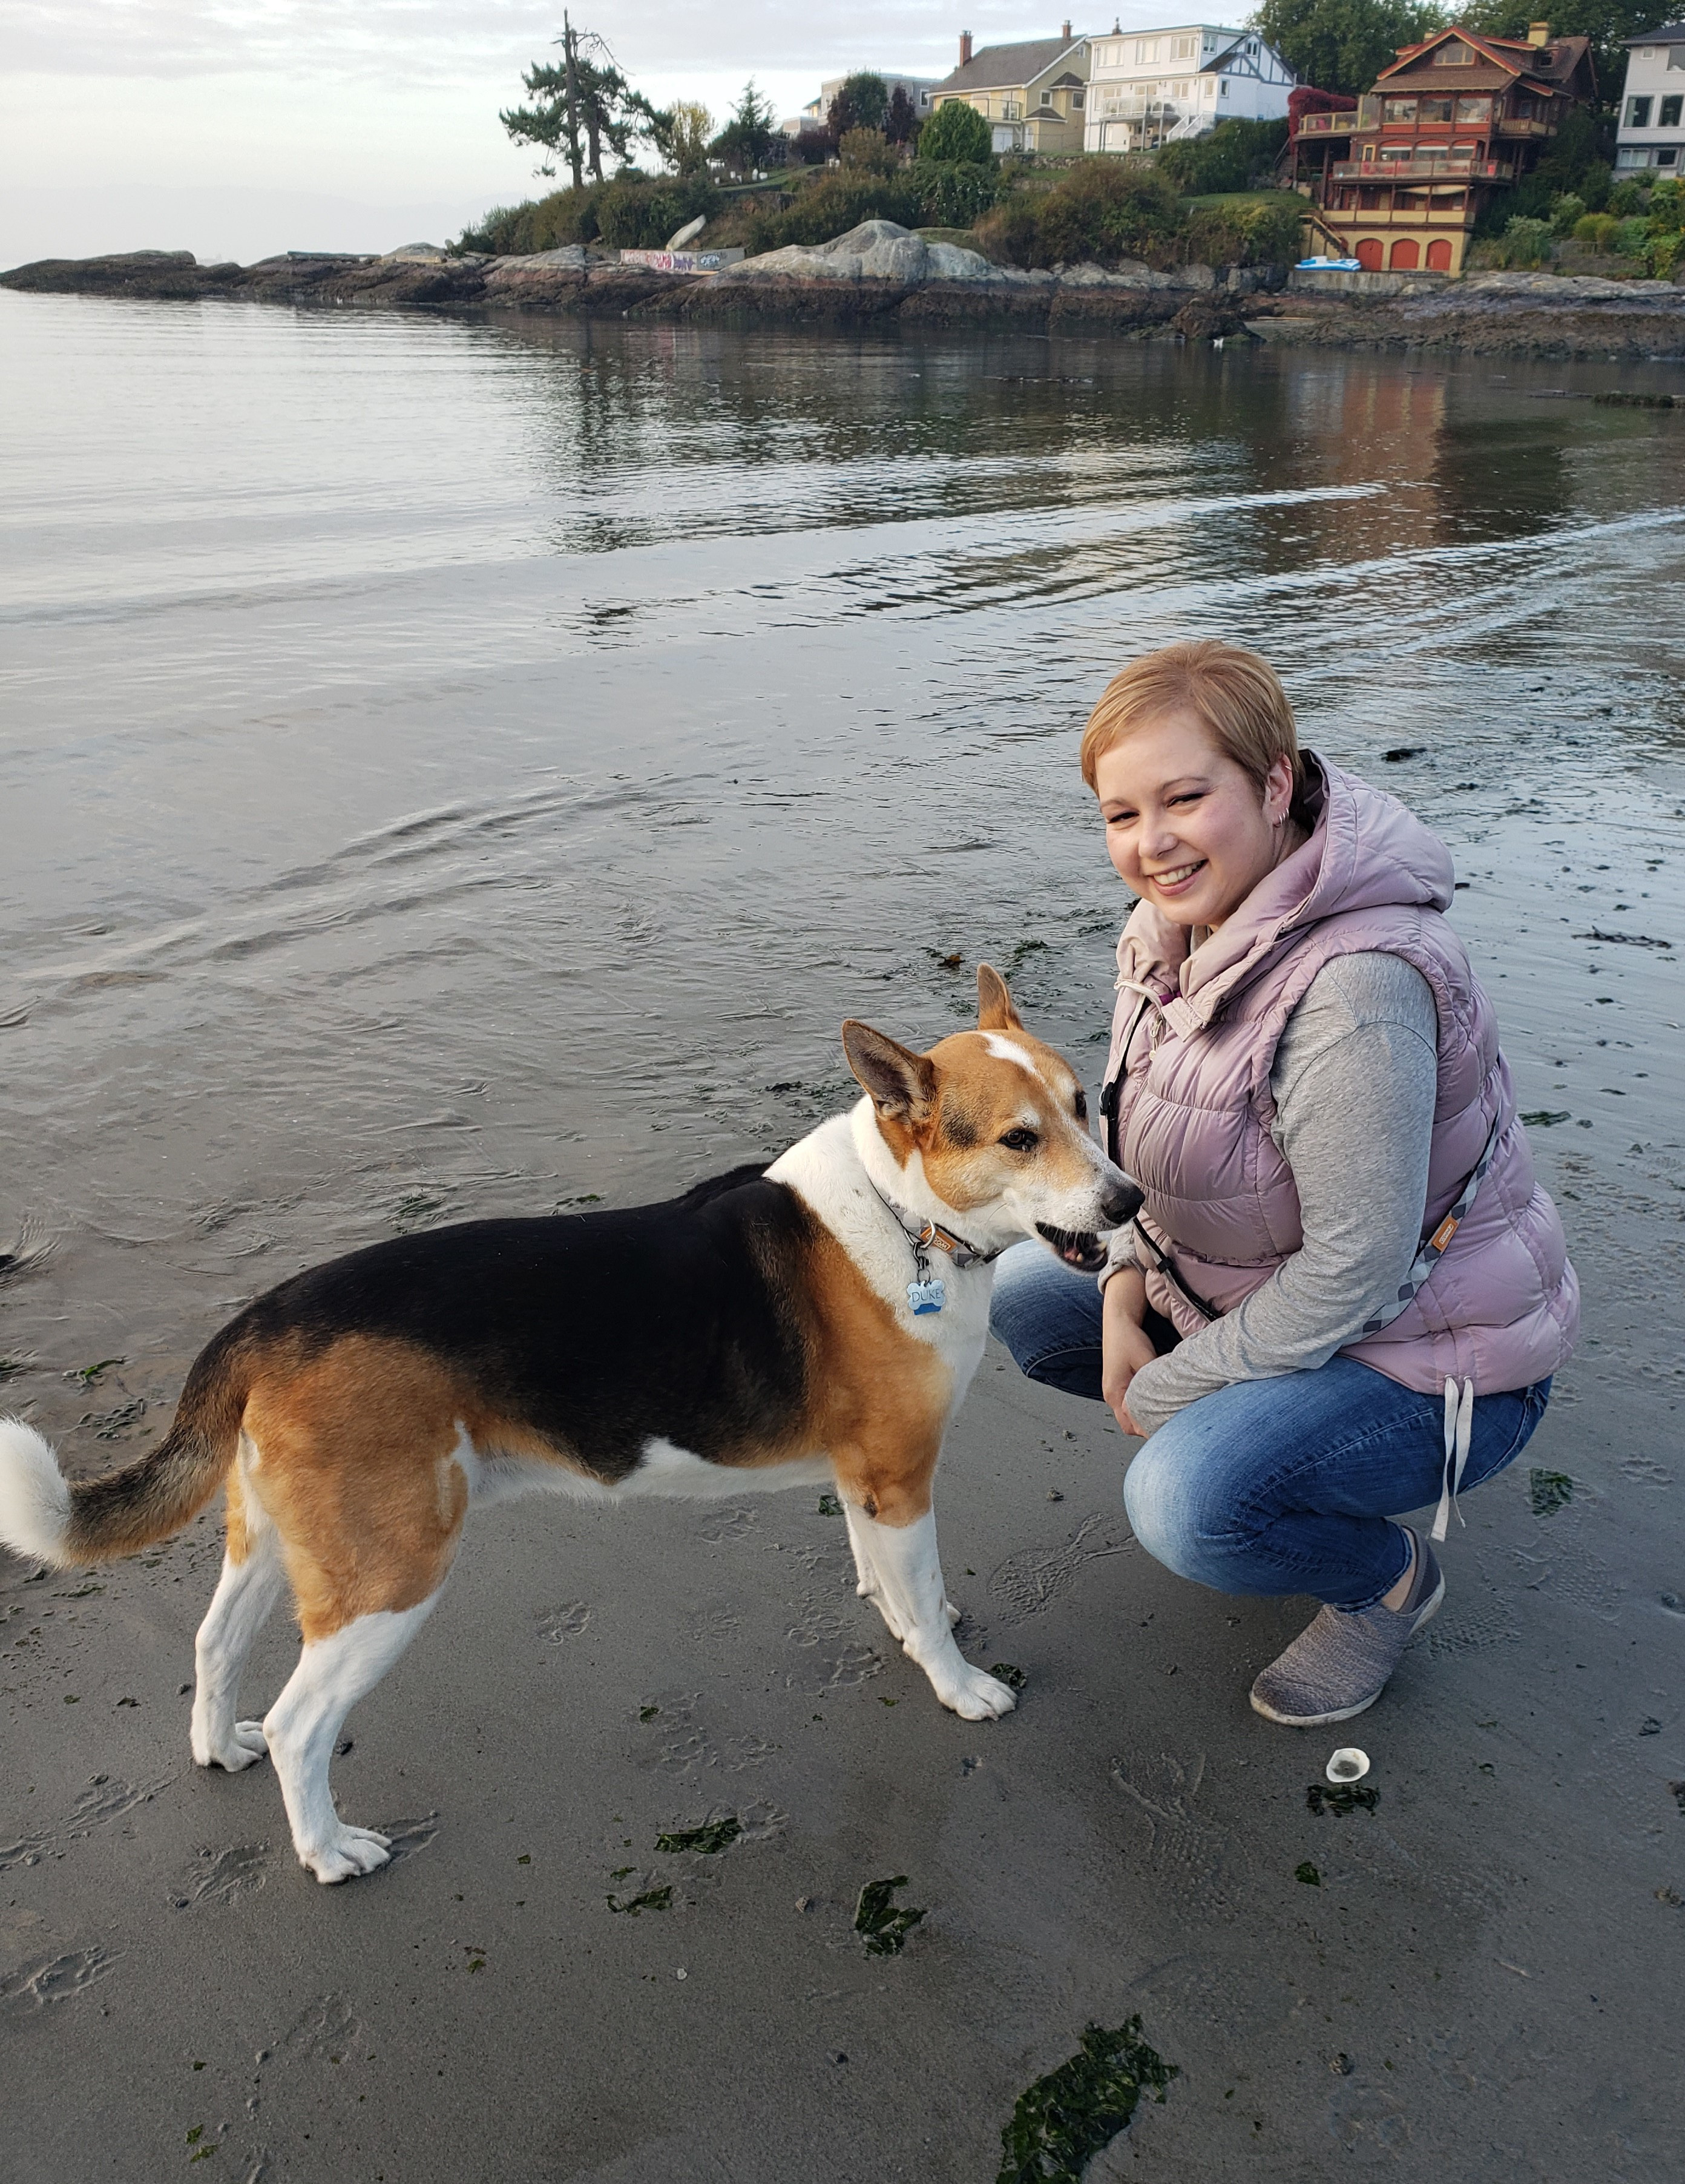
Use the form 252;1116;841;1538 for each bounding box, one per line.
1083;22;1295;154
783;71;942;139
1614;22;1685;171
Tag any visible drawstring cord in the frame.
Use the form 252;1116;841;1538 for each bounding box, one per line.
1431;1377;1474;1544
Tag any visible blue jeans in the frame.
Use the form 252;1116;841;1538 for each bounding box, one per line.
989;1241;1552;1610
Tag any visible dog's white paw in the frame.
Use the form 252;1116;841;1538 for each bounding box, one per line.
300;1824;392;1885
931;1663;1018;1722
944;1597;961;1627
193;1719;270;1771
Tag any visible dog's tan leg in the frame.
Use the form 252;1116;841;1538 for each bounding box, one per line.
833;1446;1014;1722
240;1343;473;1882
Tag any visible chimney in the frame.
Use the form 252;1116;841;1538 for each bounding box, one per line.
960;28;973;65
1527;19;1549;43
1062;18;1072;38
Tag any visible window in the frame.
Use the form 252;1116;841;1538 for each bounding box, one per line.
1381;143;1414;160
1435;40;1473;64
1071;87;1084;108
1384;97;1418;122
1661;95;1684;127
1660;146;1680;164
1450;141;1477;159
1628;96;1654;128
1672;46;1685;70
1174;79;1192;98
1171;35;1196;59
1454;95;1490;122
1134;37;1160;63
1418;96;1453;122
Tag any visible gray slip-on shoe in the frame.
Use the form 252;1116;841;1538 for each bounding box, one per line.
1249;1527;1444;1728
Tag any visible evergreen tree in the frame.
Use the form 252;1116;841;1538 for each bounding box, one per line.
919;99;995;162
711;81;778;177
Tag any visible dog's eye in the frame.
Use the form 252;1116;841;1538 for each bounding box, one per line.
1073;1089;1088;1121
999;1128;1039;1153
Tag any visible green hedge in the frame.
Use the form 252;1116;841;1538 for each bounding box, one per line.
743;162;1003;252
458;176;718;254
1157;118;1289;196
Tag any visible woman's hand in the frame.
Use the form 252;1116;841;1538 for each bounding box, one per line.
1102;1267;1157;1437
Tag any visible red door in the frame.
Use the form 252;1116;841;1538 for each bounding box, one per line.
1356;237;1383;269
1390;238;1420;269
1426;238;1453;270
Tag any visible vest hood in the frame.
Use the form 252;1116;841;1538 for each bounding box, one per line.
1117;757;1454;1036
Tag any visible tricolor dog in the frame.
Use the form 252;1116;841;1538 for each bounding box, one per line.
0;968;1138;1883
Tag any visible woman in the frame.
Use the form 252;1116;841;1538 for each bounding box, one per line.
990;640;1577;1727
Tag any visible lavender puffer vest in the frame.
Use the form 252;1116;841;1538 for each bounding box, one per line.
1101;758;1578;1396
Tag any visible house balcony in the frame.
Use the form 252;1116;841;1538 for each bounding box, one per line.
1493;116;1553;137
1295;111;1353;137
1329;157;1512;182
1321;200;1475;229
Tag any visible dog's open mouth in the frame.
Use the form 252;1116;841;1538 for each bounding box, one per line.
1036;1223;1107;1274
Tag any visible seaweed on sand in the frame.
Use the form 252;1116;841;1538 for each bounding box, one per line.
655;1817;741;1856
1529;1469;1574;1518
853;1876;925;1956
997;2017;1177;2183
1306;1783;1379;1817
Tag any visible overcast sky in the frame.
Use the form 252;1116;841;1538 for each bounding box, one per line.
0;3;1181;266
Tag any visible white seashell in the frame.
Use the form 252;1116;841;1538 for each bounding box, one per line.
1326;1748;1370;1784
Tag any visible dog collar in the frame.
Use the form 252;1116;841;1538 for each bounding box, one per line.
864;1179;1005;1315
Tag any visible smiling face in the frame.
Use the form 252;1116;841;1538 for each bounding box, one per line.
1092;708;1295;932
841;968;1141;1271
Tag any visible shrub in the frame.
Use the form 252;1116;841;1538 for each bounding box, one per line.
1158;117;1289;196
919;101;993;164
1496;216;1553;268
458;186;603;252
593;176;719;250
1182;192;1304;267
973;197;1045;267
1608;179;1649;217
1614;214;1651;257
838;128;900;174
1573;211;1621;252
907;159;1003;226
1651;177;1685;230
1549;192;1585;237
1036;160;1183;265
744;172;918;252
1646;229;1685;280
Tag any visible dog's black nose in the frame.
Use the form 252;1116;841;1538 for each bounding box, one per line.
1102;1179;1144;1228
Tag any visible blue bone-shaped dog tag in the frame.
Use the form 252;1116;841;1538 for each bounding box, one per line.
907;1278;946;1315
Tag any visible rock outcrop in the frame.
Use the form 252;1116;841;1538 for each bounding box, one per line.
5;234;1681;357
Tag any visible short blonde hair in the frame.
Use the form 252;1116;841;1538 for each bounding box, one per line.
1079;639;1304;804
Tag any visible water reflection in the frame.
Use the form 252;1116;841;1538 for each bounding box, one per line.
1;294;1683;1374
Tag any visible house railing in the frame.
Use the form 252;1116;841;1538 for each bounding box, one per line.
1296;110;1355;136
1329;156;1512;180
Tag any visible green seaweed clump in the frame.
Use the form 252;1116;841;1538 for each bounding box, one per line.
655;1816;741;1856
817;1493;844;1516
989;1662;1028;1692
854;1875;925;1956
606;1884;673;1915
1295;1860;1321;1886
996;2016;1177;2184
1529;1468;1574;1518
1306;1783;1379;1817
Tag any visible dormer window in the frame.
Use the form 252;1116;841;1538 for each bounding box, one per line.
1435;41;1474;64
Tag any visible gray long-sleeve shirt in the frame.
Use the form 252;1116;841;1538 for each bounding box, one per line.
1110;950;1440;1437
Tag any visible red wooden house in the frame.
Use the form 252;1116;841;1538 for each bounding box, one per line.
1295;21;1597;274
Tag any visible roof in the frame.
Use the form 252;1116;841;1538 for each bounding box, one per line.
931;37;1087;95
1626;19;1685;41
1378;26;1593;91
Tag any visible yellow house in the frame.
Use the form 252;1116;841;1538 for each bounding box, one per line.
929;27;1092;154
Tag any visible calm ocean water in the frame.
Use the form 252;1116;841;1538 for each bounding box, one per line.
2;292;1684;1401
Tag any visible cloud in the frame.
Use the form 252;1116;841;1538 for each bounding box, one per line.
3;1;1097;87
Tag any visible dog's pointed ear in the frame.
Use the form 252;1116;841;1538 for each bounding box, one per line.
976;963;1023;1033
841;1021;938;1123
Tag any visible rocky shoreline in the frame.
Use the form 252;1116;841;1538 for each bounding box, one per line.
7;221;1685;361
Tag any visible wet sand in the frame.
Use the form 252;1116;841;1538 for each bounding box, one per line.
3;295;1684;2180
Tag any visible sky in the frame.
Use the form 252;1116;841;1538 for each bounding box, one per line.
0;3;1184;268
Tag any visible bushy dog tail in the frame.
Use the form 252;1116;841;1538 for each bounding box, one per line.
0;1330;249;1567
